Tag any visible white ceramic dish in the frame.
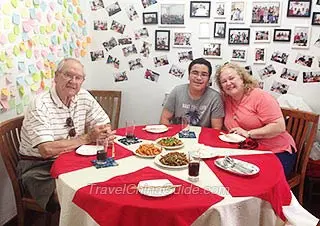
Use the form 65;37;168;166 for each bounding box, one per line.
137;179;175;197
155;137;184;150
154;152;188;169
144;125;169;133
218;134;246;143
214;157;260;176
76;145;101;156
191;150;217;159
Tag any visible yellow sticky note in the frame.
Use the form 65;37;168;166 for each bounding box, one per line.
44;71;51;79
19;42;26;52
18;86;25;96
66;24;71;32
6;59;14;68
86;37;92;44
14;25;20;35
30;84;39;92
8;33;17;43
11;0;18;8
55;12;61;20
46;25;51;33
26;49;32;58
32;73;41;82
63;0;67;8
1;88;10;97
4;18;11;29
73;13;79;21
82;41;87;48
2;3;12;15
51;24;56;31
0;52;6;62
57;36;61;44
72;0;78;6
64;32;68;40
80;49;86;57
40;26;45;34
13;45;20;56
20;8;29;18
25;0;32;7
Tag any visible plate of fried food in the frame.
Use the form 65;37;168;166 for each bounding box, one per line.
156;137;184;150
154;151;189;169
134;143;163;158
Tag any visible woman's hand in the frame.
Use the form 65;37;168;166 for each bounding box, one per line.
229;127;249;138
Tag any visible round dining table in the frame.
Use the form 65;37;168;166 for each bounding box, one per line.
51;125;293;226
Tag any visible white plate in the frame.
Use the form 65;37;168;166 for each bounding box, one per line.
214;157;260;176
218;134;246;143
144;125;169;133
155;137;184;150
191;150;217;159
137;179;175;197
76;145;101;156
154;152;188;169
134;144;163;158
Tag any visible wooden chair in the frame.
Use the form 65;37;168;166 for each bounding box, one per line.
88;90;122;130
281;107;319;204
0;116;54;226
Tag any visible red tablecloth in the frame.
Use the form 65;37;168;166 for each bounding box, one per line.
50;143;133;178
116;124;182;140
204;154;291;221
73;167;223;226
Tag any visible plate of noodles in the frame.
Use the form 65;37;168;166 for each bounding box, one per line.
154;151;189;169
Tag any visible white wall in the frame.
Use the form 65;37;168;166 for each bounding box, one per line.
1;0;320;224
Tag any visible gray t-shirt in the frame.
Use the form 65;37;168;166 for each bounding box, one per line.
164;84;224;127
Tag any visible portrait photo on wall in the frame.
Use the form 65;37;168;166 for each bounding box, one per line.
287;0;311;17
169;64;186;78
140;41;152;57
254;29;271;43
213;1;226;18
118;37;132;45
106;2;122;17
142;12;158;24
106;55;120;69
271;51;289;64
312;12;320;25
144;69;160;82
178;51;193;62
253;47;266;64
230;1;245;23
173;32;192;48
90;0;104;11
114;71;128;82
295;53;314;67
155;30;170;51
122;44;137;57
231;48;247;62
214;22;226;38
154;55;169;67
128;58;143;71
142;0;158;8
110;20;125;34
273;29;291;42
292;26;311;49
103;37;118;51
126;5;139;21
317;0;320;5
270;81;289;94
160;3;185;27
202;43;222;58
90;50;104;61
258;64;276;79
251;1;281;26
303;72;320;83
280;67;299;81
228;28;250;44
190;1;211;18
93;20;108;30
134;27;149;40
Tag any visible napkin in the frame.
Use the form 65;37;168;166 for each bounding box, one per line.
91;157;118;169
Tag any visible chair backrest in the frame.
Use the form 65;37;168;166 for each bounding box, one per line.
88;90;122;130
281;108;319;176
0;116;24;209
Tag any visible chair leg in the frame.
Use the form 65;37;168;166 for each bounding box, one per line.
298;181;304;204
17;205;25;226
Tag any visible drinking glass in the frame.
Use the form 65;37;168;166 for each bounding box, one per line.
188;151;200;182
125;120;135;140
181;116;190;136
96;139;107;164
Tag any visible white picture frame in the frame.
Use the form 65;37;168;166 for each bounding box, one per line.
251;1;282;26
213;1;226;18
229;1;246;24
231;48;247;62
172;31;192;48
160;2;186;27
253;28;271;43
292;26;311;49
253;47;267;64
198;22;210;39
202;42;222;58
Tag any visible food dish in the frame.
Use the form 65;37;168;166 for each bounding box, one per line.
137;179;175;197
154;151;188;169
214;157;260;176
218;133;246;143
134;144;162;158
156;137;184;150
76;145;101;156
144;125;169;133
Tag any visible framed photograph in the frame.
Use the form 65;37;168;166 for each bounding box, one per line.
273;29;291;42
214;22;226;38
155;30;170;51
160;3;185;27
142;12;158;24
106;2;121;17
231;48;247;62
251;1;281;26
254;29;271;43
292;26;311;49
254;47;267;64
213;1;226;18
202;43;222;58
190;1;211;18
295;53;314;67
287;0;312;17
312;12;320;25
280;68;299;81
270;81;289;94
228;28;250;45
271;51;289;64
198;22;210;38
173;31;192;48
317;0;320;5
230;1;245;24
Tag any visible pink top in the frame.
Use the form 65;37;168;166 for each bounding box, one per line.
224;88;296;154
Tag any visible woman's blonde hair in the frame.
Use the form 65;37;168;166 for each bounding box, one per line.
215;62;258;94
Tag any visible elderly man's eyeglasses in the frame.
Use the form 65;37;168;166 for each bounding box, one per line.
61;72;84;82
66;117;76;138
190;70;209;78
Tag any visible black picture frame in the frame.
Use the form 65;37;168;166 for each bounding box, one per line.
155;30;170;51
213;21;226;38
287;0;312;17
312;12;320;25
317;0;320;5
190;1;211;18
142;12;158;25
228;28;250;45
273;29;291;42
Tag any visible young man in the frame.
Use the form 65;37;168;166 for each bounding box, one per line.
18;58;114;212
160;58;224;129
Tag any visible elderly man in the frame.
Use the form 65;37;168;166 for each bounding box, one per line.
160;58;224;129
18;58;113;212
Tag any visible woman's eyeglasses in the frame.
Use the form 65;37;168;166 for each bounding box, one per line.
66;117;76;138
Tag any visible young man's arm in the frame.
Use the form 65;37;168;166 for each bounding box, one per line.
160;108;173;125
